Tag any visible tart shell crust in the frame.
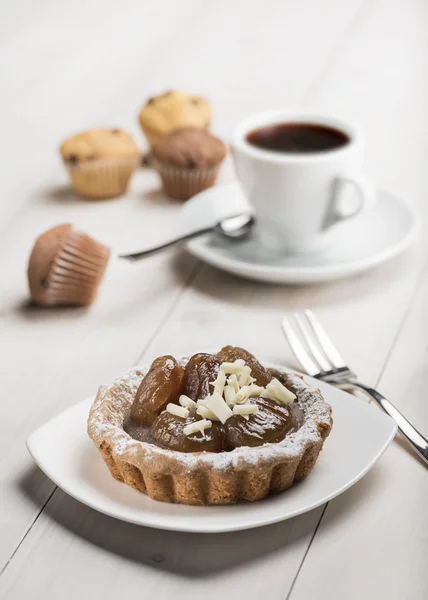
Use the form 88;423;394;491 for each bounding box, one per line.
87;358;332;505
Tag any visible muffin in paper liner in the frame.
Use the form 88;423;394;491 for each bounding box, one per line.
28;224;110;306
151;159;220;201
151;128;226;200
65;157;140;200
138;90;211;148
87;358;332;505
60;128;140;200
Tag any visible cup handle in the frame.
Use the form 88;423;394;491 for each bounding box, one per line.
328;173;376;228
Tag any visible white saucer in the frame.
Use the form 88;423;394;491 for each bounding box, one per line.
27;372;396;533
178;182;418;284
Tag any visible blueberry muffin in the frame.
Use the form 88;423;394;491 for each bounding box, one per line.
60;128;140;199
138;90;211;147
151;128;226;200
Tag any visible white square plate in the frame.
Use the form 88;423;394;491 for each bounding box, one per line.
27;376;397;533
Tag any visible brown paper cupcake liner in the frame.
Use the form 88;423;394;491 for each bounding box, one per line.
87;360;332;505
65;157;140;200
28;225;110;306
152;159;220;200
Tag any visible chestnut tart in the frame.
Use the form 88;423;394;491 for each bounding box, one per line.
88;346;332;505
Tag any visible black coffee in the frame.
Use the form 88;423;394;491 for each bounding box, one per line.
246;122;349;154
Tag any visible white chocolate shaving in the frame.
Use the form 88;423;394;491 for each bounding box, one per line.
220;359;245;374
238;365;252;387
265;379;296;404
196;405;219;421
203;392;233;424
179;395;196;409
233;383;265;404
166;403;189;419
248;384;265;396
210;369;226;396
183;419;212;437
234;385;252;404
224;385;236;406
227;374;239;393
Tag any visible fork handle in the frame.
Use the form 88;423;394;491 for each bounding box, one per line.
350;382;428;466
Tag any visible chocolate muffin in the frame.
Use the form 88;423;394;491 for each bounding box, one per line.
151;128;227;200
27;224;110;306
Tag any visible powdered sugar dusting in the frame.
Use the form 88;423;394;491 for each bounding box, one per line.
87;356;332;473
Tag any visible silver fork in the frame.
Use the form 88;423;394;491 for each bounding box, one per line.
282;310;428;466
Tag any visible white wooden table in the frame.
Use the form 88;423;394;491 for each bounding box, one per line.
1;1;427;598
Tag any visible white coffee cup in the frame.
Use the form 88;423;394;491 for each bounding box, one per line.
232;111;375;253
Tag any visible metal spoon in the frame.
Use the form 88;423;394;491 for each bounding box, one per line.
118;214;255;262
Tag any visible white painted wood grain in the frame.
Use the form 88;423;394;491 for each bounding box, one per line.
286;1;428;598
1;0;427;598
0;0;205;572
0;488;325;600
0;0;365;593
289;272;428;598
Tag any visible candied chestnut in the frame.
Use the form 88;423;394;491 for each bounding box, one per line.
150;410;224;453
287;401;304;428
217;345;271;386
182;353;220;401
224;397;298;448
130;356;183;426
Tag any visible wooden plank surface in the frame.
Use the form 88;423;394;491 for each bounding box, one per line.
0;0;205;571
1;0;427;598
290;268;428;600
285;1;428;598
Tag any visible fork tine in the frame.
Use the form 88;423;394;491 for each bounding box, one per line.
293;312;333;373
281;317;321;377
304;310;347;369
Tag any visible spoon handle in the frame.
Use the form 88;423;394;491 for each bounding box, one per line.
118;226;214;261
